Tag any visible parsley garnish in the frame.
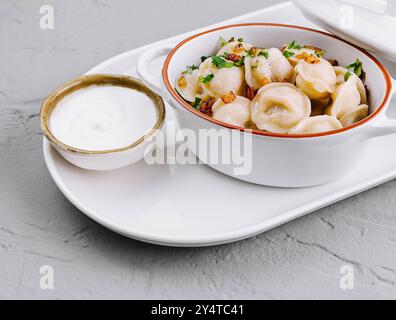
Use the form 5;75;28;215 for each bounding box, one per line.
345;59;363;81
258;49;269;59
219;37;228;48
315;50;326;58
287;40;302;50
233;57;245;67
283;50;295;58
191;97;202;109
344;71;352;81
346;59;363;76
182;65;199;74
212;56;234;69
237;37;244;42
246;48;269;58
201;56;210;63
199;74;214;83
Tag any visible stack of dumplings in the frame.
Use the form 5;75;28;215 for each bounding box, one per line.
175;37;369;134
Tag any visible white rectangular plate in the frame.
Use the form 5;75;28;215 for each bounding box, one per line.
43;2;396;246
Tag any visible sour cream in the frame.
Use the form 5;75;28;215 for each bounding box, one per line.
49;85;158;151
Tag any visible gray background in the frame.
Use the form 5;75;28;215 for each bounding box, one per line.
1;0;396;299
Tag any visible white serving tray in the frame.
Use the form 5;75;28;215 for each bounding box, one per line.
43;1;396;247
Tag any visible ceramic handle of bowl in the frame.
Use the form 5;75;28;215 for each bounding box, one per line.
137;43;174;96
365;77;396;139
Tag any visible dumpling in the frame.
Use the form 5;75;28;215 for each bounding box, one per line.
268;48;295;82
245;47;295;90
326;74;364;119
176;69;209;102
251;83;311;133
244;49;272;91
217;41;252;57
212;92;251;127
289;115;342;134
339;104;369;127
333;66;367;103
295;57;337;100
198;57;245;98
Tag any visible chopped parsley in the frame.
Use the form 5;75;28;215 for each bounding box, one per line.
233;56;245;67
345;58;363;81
282;50;295;58
258;49;269;59
219;37;228;48
287;40;302;50
201;55;210;63
344;71;352;81
218;36;244;44
182;65;199;74
199;74;214;83
245;49;253;57
191;97;202;109
212;56;234;69
246;48;269;58
346;58;363;76
315;50;326;58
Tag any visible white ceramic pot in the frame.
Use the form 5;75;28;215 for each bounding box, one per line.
137;23;396;187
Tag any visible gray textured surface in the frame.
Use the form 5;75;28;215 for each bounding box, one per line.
1;0;396;300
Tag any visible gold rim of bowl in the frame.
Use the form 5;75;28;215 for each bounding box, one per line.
40;74;166;155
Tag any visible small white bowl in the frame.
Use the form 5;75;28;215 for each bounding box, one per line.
40;74;165;171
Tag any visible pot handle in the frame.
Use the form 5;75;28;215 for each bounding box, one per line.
364;77;396;139
137;43;174;96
